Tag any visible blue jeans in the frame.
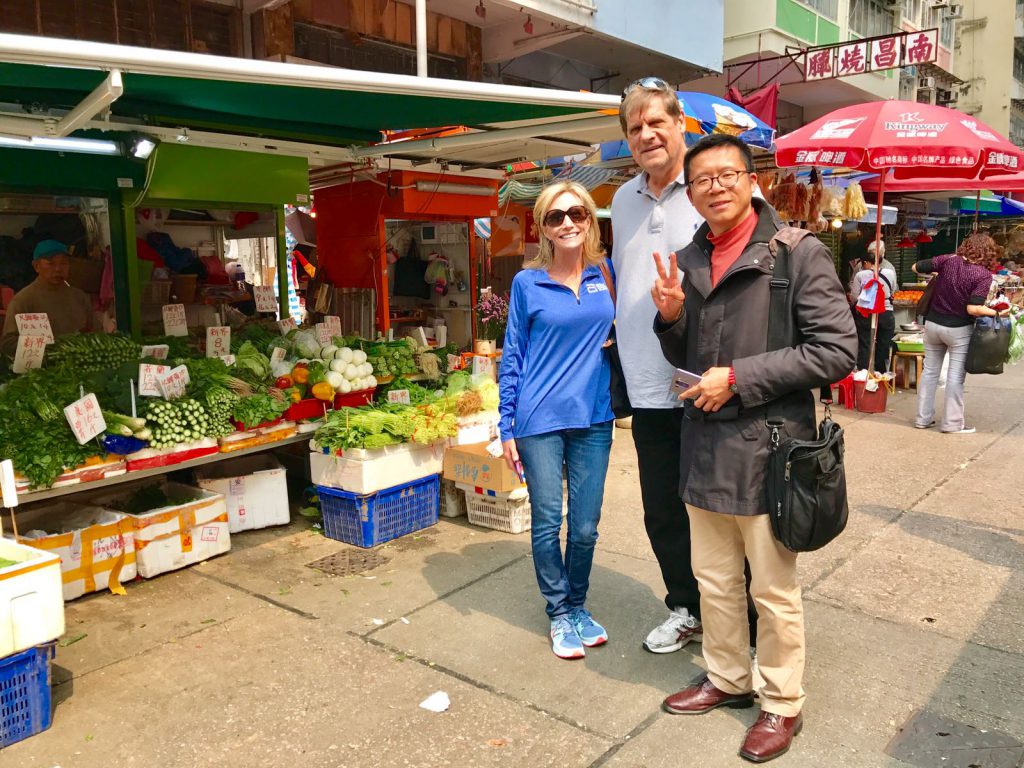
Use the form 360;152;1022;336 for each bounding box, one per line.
516;421;613;619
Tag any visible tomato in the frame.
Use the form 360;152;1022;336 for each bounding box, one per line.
275;375;293;389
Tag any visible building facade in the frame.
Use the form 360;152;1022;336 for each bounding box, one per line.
951;0;1018;143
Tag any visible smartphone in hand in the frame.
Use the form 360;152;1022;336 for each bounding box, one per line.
669;368;703;395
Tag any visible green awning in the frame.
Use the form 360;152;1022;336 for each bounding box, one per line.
0;35;618;148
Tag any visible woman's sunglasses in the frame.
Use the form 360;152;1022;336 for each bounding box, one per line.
542;206;591;228
621;76;670;98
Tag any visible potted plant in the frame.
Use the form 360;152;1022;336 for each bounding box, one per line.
474;287;509;354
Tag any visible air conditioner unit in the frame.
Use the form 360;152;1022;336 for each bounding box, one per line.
936;88;955;104
946;3;963;18
929;1;949;8
919;75;936;89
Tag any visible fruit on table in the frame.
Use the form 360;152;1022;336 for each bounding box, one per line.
311;382;335;401
894;290;924;302
292;365;310;384
275;375;293;389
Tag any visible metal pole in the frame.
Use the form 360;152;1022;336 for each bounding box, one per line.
866;168;887;373
415;0;427;77
974;189;981;232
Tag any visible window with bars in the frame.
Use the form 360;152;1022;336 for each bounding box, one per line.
849;0;896;39
0;0;241;56
795;0;839;21
1015;51;1024;84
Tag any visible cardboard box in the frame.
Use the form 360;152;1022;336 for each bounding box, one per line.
196;455;290;533
442;442;525;494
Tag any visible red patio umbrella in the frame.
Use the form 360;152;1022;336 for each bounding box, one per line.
775;101;1024;375
860;170;1024;193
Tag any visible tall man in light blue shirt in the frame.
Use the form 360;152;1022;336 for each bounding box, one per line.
611;78;757;654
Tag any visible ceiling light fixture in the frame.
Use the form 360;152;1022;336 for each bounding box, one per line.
831;217;844;229
475;0;486;19
131;137;156;159
0;135;120;155
523;14;533;34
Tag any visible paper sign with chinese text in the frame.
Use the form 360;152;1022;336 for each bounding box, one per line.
323;315;342;338
13;334;47;374
206;326;231;358
141;344;169;360
64;393;106;444
315;323;331;344
278;317;297;334
15;313;54;344
139;364;170;397
387;390;411;405
162;304;188;337
254;285;277;313
157;365;190;399
472;355;494;377
270;347;287;364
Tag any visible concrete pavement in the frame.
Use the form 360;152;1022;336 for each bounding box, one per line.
4;365;1023;767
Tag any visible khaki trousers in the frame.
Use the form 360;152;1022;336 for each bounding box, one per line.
686;504;806;717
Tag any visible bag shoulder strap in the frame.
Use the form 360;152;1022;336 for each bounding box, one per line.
598;260;616;307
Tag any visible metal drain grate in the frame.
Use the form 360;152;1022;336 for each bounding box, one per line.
885;710;1024;768
306;549;390;577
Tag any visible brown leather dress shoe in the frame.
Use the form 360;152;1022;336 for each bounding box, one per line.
662;675;755;715
739;711;803;763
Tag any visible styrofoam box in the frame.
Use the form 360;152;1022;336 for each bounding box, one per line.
85;481;230;579
0;538;64;657
195;455;290;533
309;441;446;494
15;503;137;601
439;478;467;518
452;411;499;446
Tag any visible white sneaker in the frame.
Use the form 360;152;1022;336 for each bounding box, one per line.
642;607;703;654
751;649;765;693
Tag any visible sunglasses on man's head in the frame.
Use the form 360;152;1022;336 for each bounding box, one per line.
542;206;591;228
621;76;670;98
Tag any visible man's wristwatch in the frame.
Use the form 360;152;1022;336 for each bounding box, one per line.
728;367;738;394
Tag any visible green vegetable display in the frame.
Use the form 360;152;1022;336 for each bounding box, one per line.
107;484;200;515
0;558;18;569
47;333;141;373
231;393;288;429
234;341;272;384
144;398;227;448
364;339;418;378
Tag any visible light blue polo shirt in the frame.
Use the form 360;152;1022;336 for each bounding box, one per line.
498;263;615;441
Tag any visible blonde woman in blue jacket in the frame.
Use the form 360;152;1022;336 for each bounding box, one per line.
499;181;615;660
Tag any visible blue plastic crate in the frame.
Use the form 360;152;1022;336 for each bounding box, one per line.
318;474;439;548
0;642;55;749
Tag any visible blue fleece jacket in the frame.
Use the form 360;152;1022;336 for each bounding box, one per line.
498;263;614;441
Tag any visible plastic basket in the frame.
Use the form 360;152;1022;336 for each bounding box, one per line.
141;280;172;306
463;488;531;534
0;642;55;749
333;389;375;409
439;478;467;518
895;340;925;352
318;474;439;548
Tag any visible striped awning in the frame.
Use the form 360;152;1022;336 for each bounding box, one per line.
498;165;618;206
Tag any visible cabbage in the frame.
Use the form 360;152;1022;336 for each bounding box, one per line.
445;371;472;397
292;330;321;359
476;379;499;411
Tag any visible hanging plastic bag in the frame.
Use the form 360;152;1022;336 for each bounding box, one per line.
1007;312;1024;365
965;315;1012;375
855;278;885;317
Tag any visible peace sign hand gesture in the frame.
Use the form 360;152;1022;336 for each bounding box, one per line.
651;251;685;323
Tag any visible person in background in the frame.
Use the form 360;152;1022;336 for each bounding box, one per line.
850;242;898;372
499;181;615;660
913;233;1004;434
1;239;92;357
611;76;759;655
653;133;855;763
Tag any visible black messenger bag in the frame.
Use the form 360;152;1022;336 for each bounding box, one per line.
764;229;849;552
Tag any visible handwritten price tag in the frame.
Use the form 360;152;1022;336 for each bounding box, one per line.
162;304;188;337
138;363;170;397
324;315;342;338
15;313;54;344
472;355;494;377
157;365;190;400
221;354;236;366
447;354;461;371
140;344;170;360
64;393;106;445
270;347;287;364
13;334;48;374
254;285;277;313
315;323;331;344
206;326;231;358
278;317;297;334
387;389;411;405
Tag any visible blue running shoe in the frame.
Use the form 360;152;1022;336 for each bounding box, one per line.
569;607;609;647
550;615;585;659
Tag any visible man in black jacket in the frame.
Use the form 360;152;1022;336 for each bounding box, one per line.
651;134;855;763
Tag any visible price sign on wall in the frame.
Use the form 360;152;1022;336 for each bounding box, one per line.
254;285;277;314
162;304;188;337
278;317;297;334
206;326;231;358
387;389;411;405
15;313;54;344
64;393;107;444
13;334;48;374
140;344;169;360
138;364;170;397
323;315;342;338
157;365;190;400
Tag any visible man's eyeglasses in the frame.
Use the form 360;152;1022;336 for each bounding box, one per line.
621;76;670;98
687;169;753;194
542;206;591;228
